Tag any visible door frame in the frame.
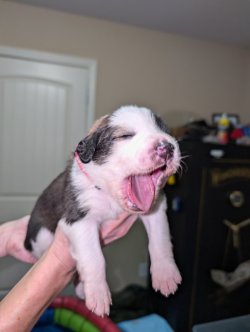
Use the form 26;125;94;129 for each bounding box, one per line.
0;45;97;128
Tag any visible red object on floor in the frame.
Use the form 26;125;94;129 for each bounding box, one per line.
51;296;120;332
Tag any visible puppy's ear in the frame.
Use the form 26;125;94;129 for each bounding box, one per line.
76;115;110;164
76;132;99;163
87;115;109;135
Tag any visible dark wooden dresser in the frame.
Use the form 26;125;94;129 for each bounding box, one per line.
152;141;250;332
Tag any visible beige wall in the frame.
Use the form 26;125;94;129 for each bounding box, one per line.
0;1;248;126
1;1;250;291
244;52;250;123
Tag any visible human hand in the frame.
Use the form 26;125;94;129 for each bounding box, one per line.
0;220;76;332
0;215;37;264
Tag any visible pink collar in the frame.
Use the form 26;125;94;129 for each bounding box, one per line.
74;151;91;180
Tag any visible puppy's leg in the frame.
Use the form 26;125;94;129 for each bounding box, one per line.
59;218;111;316
140;195;182;296
30;227;54;258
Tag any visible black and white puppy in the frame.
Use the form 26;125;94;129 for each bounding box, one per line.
24;105;182;316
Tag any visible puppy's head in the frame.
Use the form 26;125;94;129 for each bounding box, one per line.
76;106;180;214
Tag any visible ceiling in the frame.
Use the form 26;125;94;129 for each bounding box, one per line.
8;0;250;47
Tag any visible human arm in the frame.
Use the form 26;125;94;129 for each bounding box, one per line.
0;225;76;332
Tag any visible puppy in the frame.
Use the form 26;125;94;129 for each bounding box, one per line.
24;105;182;316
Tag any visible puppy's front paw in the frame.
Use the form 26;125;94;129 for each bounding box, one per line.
151;260;182;297
84;281;112;317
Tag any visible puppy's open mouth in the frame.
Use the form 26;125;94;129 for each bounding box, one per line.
125;165;167;213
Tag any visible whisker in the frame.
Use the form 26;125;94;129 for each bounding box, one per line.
177;157;189;177
180;153;191;160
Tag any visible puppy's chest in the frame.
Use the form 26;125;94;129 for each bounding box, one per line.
77;186;123;218
99;213;137;245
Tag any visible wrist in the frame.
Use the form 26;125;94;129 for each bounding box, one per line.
25;248;75;304
44;247;75;285
48;228;76;273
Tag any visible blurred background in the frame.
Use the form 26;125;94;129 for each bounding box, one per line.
0;1;250;331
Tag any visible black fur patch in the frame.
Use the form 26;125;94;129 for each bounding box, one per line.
24;161;89;251
24;172;66;250
64;175;89;224
76;134;98;164
77;125;118;165
153;113;170;134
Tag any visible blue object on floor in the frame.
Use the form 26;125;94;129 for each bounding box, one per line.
32;308;71;332
192;314;250;332
118;314;174;332
33;327;69;332
36;308;54;326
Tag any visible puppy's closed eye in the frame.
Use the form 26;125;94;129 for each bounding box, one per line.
113;133;135;140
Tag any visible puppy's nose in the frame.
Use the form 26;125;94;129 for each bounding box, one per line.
156;140;174;159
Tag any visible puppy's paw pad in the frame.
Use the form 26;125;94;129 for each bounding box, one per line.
85;282;112;316
152;261;182;297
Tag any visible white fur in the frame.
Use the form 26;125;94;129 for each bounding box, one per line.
31;227;54;258
71;161;123;222
140;196;182;295
59;217;112;316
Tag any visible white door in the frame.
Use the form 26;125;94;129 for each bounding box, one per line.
0;47;96;296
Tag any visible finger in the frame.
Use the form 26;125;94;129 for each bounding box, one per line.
13;251;37;264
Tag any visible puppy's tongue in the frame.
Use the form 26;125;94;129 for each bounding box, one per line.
128;174;155;212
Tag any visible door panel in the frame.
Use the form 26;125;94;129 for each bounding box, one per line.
0;78;67;195
0;49;96;293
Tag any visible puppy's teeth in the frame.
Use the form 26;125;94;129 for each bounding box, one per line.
128;200;139;210
127;200;133;207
